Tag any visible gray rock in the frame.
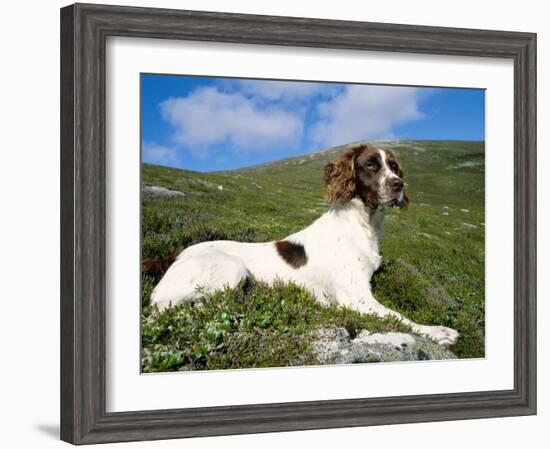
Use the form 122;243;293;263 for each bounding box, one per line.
311;327;350;364
311;326;456;364
142;185;185;197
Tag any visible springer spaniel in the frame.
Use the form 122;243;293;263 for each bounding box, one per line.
150;143;459;347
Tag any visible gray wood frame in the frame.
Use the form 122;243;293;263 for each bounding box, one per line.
60;3;537;445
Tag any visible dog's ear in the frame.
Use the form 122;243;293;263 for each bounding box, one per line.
324;144;364;204
397;158;409;210
385;148;408;210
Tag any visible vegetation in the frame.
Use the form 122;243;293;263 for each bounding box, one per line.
142;278;409;372
141;140;485;372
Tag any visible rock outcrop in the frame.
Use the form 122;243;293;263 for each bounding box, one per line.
312;326;456;364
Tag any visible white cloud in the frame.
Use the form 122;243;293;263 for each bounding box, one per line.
159;87;303;151
142;142;179;166
311;85;427;147
235;79;340;102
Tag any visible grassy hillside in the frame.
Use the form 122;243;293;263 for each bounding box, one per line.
141;140;485;372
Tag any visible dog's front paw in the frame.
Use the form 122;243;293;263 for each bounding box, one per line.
418;325;460;347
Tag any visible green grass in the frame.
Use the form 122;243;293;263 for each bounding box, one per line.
141;278;409;372
141;140;485;372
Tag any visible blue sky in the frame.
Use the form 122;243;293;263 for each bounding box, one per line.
141;74;484;172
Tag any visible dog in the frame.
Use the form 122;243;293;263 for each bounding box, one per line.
150;143;459;347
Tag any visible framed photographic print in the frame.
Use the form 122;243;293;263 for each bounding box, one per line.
60;3;537;445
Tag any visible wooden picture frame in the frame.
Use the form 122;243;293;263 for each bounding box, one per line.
60;3;536;444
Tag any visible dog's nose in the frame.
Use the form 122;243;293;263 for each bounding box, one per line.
389;178;403;192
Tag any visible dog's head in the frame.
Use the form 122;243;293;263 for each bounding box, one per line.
324;143;409;210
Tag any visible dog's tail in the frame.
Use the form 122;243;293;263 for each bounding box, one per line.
142;251;178;282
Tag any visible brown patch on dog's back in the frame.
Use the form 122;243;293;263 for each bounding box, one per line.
275;241;308;269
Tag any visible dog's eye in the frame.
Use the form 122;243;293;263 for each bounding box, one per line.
366;161;377;170
389;162;399;173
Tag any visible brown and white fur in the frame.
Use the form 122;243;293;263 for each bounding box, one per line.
150;143;459;347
